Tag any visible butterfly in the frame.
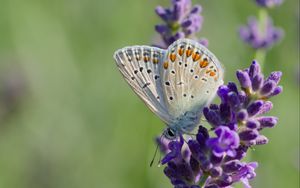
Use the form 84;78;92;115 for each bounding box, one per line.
113;38;224;140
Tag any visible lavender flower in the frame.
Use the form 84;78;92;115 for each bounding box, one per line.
255;0;283;8
159;61;282;188
239;16;283;49
155;0;206;48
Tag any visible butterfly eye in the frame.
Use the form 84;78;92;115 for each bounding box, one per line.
167;128;175;138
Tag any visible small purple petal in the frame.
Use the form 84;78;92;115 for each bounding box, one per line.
236;70;252;89
260;80;276;96
246;119;260;129
237;109;248;122
257;116;278;128
249;60;261;79
257;101;273;115
267;71;282;84
247;100;264;116
222;160;243;173
239;129;259;141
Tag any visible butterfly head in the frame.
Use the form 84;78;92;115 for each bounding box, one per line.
163;127;179;140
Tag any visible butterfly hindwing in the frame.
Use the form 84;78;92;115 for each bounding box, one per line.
160;39;224;117
114;46;172;123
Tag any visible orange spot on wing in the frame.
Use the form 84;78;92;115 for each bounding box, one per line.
144;56;150;62
169;53;176;62
186;49;192;57
209;72;216;76
178;48;184;56
192;53;201;61
163;61;169;69
199;59;209;68
153;58;158;64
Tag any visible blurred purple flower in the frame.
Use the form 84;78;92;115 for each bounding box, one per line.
255;0;283;8
239;16;283;49
155;0;206;48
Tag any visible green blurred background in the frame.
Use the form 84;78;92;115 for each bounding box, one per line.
0;0;299;187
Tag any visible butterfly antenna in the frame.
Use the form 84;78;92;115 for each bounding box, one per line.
150;134;164;167
150;143;159;167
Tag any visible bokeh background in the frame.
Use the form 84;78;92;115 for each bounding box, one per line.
0;0;299;187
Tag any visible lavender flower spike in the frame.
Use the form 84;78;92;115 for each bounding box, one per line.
255;0;283;8
239;16;283;49
154;0;206;48
160;61;282;188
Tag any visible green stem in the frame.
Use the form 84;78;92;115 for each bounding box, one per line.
254;49;266;70
198;173;209;187
254;8;269;71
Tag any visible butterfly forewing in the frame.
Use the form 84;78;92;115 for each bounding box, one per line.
114;46;173;123
160;39;224;117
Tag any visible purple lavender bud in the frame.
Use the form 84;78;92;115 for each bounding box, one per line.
222;160;243;173
255;0;283;8
267;71;282;84
196;126;209;146
209;104;219;110
246;119;260;129
253;135;269;145
155;6;168;21
210;167;223;177
239;129;259;141
270;86;283;96
249;60;261;78
252;74;264;91
155;24;168;34
227;92;240;109
257;116;278;128
214;174;233;187
188;140;202;157
237;109;248;122
238;90;247;104
228;82;239;93
247;100;264;116
236;70;252;89
220;103;232;120
191;5;202;14
181;19;192;27
217;85;230;103
257;101;273;115
205;110;222;127
260;80;276;96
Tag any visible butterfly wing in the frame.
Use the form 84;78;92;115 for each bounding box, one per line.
114;46;173;123
160;38;224;118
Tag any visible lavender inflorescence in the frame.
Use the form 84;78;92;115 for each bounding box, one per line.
255;0;283;8
158;61;282;188
239;16;283;49
155;0;207;48
239;0;284;51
